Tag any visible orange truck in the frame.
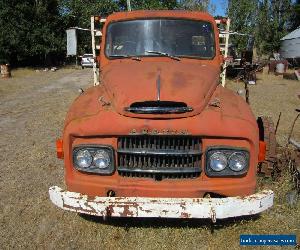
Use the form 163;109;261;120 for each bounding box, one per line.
49;10;274;221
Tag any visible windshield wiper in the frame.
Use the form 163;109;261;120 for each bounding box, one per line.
109;55;141;61
145;51;180;61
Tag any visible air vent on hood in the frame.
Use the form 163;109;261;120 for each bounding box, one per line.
124;101;193;114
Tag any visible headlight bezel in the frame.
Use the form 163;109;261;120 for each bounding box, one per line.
72;145;115;175
205;146;250;177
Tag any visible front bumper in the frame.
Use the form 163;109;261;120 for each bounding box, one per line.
49;186;273;220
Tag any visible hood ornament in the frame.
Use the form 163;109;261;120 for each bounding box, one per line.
156;70;161;101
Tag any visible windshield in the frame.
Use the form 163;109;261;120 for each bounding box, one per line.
105;19;215;59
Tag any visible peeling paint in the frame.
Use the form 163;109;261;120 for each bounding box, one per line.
49;186;274;220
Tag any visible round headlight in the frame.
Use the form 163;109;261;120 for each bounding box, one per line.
229;152;247;171
93;150;110;169
75;149;92;168
209;152;227;171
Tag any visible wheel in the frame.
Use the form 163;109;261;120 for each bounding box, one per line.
257;116;278;177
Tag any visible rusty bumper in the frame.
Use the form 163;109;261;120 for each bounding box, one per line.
49;186;273;220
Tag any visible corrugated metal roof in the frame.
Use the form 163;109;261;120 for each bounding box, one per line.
281;27;300;40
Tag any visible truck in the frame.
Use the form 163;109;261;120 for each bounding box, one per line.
49;10;274;221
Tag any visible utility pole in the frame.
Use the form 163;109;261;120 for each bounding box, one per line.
127;0;132;11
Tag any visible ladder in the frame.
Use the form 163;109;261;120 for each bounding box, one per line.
215;18;231;87
91;16;106;86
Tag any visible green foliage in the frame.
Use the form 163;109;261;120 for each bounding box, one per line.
0;0;65;65
227;0;257;52
291;0;300;29
256;0;293;55
178;0;215;12
129;0;178;10
227;0;294;56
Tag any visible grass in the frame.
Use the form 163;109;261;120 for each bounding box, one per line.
0;68;299;249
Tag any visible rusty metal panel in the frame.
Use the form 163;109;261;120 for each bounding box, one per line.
66;29;77;56
49;186;273;220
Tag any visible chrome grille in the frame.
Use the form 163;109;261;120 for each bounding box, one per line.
117;136;202;180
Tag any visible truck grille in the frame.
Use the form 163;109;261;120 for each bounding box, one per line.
117;136;202;180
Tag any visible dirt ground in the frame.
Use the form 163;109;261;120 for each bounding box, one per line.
0;68;299;249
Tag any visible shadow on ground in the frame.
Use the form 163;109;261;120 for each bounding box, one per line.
79;213;260;231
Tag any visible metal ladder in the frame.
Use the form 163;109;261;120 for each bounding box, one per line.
215;18;231;87
91;16;106;86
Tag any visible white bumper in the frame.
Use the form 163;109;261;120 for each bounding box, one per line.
49;186;273;220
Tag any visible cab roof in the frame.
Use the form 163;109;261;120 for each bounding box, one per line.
104;10;216;24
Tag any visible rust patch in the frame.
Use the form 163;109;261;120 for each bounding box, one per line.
106;205;114;217
180;212;191;218
121;204;135;217
180;203;186;210
64;203;96;215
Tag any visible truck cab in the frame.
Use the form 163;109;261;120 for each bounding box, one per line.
50;11;273;220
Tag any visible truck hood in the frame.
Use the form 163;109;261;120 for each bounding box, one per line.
102;61;220;118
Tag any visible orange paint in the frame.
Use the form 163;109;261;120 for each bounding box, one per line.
60;10;261;199
258;141;266;162
56;139;64;159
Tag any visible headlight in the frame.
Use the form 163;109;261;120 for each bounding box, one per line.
94;150;111;169
229;152;247;172
209;152;227;171
206;147;249;176
73;146;115;174
75;149;93;168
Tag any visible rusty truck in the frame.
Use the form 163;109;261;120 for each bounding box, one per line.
49;10;274;221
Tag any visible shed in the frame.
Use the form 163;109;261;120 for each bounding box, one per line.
280;27;300;65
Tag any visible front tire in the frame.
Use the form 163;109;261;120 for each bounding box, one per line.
257;116;278;177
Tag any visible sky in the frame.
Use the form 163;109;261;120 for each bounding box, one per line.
211;0;228;16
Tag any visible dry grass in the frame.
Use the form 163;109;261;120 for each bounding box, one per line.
227;70;300;145
0;68;299;249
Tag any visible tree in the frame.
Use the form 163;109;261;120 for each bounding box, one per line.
129;0;178;10
178;0;215;12
29;0;65;65
0;1;30;64
227;0;257;53
255;0;293;55
291;0;300;29
227;0;293;56
0;0;65;66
